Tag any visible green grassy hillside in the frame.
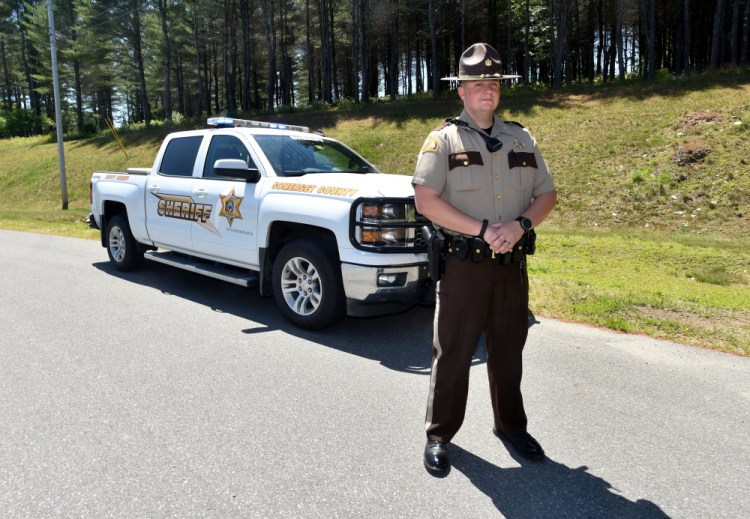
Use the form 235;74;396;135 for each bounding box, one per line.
1;71;748;354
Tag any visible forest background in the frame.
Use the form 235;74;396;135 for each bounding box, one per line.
1;0;750;134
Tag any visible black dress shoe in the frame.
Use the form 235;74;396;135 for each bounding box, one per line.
423;439;450;476
493;427;545;461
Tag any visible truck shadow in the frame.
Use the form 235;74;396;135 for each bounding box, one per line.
91;260;548;374
93;260;452;374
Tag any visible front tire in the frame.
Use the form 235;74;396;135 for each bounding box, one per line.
105;215;145;271
272;239;346;330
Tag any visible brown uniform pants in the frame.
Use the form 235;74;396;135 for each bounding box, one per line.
425;254;529;443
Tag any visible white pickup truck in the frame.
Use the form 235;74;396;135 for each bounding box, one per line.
89;117;429;329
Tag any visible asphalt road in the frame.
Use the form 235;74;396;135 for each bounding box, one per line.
1;229;748;518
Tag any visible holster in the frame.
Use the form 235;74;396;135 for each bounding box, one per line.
522;229;537;255
422;225;446;282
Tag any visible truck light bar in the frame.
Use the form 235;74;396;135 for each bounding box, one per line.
207;117;310;133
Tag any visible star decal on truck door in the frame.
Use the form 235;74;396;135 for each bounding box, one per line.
219;187;244;227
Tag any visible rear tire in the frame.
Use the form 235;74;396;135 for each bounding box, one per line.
105;215;145;271
272;239;346;330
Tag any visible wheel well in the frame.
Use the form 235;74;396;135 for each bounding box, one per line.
259;222;339;295
100;201;128;247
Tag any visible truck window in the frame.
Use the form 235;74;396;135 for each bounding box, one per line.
253;135;378;177
203;135;256;178
159;136;203;176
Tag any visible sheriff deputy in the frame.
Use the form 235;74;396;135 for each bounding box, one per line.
413;42;557;476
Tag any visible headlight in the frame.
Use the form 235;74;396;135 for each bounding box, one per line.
349;197;428;253
361;202;406;221
361;227;407;245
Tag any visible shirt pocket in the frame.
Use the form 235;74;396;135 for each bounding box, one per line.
507;151;537;190
449;151;484;191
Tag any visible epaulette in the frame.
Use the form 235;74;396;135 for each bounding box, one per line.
441;117;503;152
505;120;525;128
434;117;458;131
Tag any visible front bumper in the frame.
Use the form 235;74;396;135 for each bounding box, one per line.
341;262;433;317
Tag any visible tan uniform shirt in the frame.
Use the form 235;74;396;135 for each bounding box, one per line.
412;110;555;233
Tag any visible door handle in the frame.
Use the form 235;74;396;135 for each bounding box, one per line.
194;188;207;198
149;185;160;193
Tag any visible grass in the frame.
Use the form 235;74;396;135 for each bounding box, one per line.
1;70;748;354
530;229;749;355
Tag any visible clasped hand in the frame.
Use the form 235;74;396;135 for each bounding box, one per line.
482;221;524;254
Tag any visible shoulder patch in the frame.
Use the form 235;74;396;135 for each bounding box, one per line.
505;120;525;128
420;134;440;154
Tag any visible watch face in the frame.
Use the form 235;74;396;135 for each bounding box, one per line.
519;217;532;230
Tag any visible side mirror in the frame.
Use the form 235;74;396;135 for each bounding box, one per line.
213;159;261;183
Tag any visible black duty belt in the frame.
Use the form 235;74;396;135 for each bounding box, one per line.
445;234;526;265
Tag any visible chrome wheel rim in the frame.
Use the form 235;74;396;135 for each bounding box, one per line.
280;256;322;316
109;226;126;263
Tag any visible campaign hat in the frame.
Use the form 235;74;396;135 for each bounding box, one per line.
441;43;520;81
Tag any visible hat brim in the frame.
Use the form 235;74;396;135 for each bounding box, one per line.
441;74;521;81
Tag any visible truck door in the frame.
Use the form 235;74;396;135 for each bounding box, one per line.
144;134;204;251
190;134;259;266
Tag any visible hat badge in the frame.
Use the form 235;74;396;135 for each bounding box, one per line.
485;59;492;67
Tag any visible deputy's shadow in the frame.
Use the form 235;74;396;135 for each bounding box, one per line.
450;444;668;518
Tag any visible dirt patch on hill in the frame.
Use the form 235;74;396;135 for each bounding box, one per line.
681;109;722;129
674;136;711;166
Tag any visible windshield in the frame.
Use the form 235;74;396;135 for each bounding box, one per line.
254;134;379;177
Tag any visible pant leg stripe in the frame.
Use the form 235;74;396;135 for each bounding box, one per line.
425;281;442;432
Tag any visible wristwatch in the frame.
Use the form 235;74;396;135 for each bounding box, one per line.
515;216;533;232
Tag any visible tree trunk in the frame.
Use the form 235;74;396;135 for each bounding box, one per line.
428;0;439;98
742;0;750;65
388;0;399;101
225;0;239;113
730;0;740;65
241;0;251;111
261;0;277;109
157;0;172;121
176;53;185;115
596;0;603;77
307;0;316;103
586;0;595;81
683;0;690;73
507;0;512;73
1;38;12;111
361;0;370;102
212;37;221;114
191;1;204;118
74;58;83;130
616;0;625;80
523;0;530;84
0;39;10;111
318;0;332;103
709;0;725;69
329;0;339;100
460;0;465;53
641;0;656;79
131;1;152;123
349;0;359;101
549;0;568;89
